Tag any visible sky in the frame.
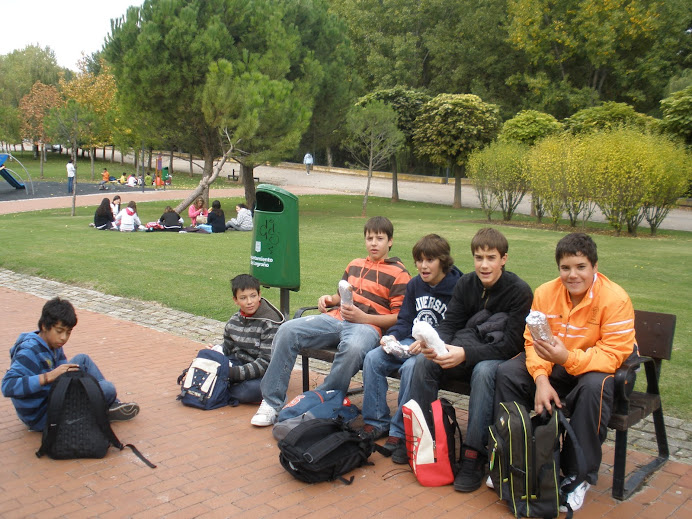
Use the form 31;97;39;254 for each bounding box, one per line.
0;0;139;70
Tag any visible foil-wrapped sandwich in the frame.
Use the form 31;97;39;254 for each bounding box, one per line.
525;310;554;344
338;280;354;307
381;335;412;359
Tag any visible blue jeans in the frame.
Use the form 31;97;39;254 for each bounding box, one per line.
362;339;416;438
408;355;503;453
227;356;262;405
70;353;117;406
67;176;74;194
260;313;380;411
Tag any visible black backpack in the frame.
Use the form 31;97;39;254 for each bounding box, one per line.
278;418;384;485
488;401;586;518
36;371;155;468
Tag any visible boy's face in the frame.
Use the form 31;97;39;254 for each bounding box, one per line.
39;322;72;350
473;246;507;288
365;231;392;262
558;253;597;305
233;288;260;315
415;256;445;286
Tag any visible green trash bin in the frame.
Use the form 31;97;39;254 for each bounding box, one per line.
251;184;300;290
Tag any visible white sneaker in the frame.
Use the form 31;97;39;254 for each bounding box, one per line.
486;475;494;489
251;400;278;427
559;476;590;513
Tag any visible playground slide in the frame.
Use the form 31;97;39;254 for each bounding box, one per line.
0;167;25;189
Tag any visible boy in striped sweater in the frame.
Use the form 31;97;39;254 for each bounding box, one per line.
252;216;411;426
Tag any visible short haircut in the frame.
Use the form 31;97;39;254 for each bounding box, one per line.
231;274;260;297
555;233;598;266
412;234;454;273
364;216;394;240
238;203;248;209
127;200;137;210
470;228;508;257
38;297;78;331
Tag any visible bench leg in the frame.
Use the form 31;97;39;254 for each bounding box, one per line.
302;355;310;392
612;429;628;500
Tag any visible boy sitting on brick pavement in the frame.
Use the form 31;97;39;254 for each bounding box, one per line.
209;274;285;405
494;232;636;512
2;297;139;431
251;216;411;426
358;234;461;451
406;228;533;492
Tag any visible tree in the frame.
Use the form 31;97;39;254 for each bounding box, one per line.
357;87;431;201
44;101;99;215
19;82;62;178
0;105;22;150
0;45;64;108
105;0;347;210
661;85;692;147
342;101;404;216
59;59;118;179
501;110;563;146
413;94;501;208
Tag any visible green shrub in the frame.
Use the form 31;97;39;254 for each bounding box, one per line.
564;102;658;134
500;110;563;146
467;141;529;221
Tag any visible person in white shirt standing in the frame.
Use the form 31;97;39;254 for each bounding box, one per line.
303;153;313;175
66;159;76;194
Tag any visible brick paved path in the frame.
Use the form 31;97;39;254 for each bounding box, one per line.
1;270;691;518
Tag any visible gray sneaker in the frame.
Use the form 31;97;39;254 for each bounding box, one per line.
108;402;140;422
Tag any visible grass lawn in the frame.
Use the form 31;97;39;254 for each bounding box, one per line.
1;156;690;420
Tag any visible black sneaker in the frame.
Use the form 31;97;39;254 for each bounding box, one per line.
453;447;486;492
391;440;409;465
358;424;389;441
108;402;140;422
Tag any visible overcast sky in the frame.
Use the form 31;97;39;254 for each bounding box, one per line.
0;0;139;70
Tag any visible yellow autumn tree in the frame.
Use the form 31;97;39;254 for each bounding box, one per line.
59;58;117;179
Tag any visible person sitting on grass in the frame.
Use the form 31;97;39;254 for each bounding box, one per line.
1;297;139;431
359;234;461;452
251;216;411;426
225;203;253;231
158;206;183;232
197;200;226;233
93;197;116;230
208;274;285;405
188;197;208;227
494;233;636;513
118;172;128;185
115;201;142;232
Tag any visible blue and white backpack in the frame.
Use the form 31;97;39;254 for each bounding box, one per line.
177;349;232;410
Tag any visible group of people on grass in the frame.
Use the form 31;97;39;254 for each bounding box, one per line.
91;195;254;234
3;215;636;513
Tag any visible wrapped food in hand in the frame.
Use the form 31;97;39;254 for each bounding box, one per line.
525;310;554;344
382;335;412;359
338;280;354;307
412;321;447;357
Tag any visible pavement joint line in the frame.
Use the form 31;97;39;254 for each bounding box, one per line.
0;266;689;465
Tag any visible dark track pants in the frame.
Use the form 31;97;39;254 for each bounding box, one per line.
494;353;614;484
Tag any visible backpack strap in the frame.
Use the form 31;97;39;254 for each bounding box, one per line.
557;410;588;493
302;431;357;463
78;375;157;469
35;373;72;458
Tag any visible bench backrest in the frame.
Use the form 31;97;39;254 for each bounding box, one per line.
633;310;676;361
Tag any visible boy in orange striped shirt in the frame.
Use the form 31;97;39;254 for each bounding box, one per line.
251;216;411;426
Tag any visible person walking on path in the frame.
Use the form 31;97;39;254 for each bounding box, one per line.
303;153;313;175
66;160;76;194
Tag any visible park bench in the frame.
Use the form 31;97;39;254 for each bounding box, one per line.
296;307;676;501
228;168;259;183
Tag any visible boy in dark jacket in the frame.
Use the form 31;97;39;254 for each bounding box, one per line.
2;298;139;431
407;228;533;492
359;234;461;451
212;274;285;405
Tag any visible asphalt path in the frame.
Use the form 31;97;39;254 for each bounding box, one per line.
0;154;689;232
